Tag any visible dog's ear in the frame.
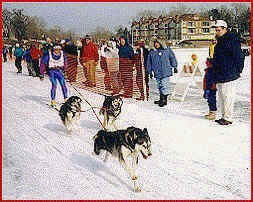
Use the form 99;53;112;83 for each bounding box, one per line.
125;132;135;150
137;136;145;145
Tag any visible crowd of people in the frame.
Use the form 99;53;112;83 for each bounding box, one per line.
2;19;245;125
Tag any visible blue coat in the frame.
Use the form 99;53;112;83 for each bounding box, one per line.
23;49;32;63
147;47;178;79
212;32;242;83
14;47;24;58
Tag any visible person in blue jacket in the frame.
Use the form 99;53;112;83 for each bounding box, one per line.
14;43;24;73
211;20;244;125
40;45;68;107
147;39;178;107
23;45;36;77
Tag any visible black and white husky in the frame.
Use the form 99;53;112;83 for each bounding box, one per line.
59;96;82;135
93;127;152;192
99;95;123;131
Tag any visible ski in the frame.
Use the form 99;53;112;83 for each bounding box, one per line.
46;103;60;111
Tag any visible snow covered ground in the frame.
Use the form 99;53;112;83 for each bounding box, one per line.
2;48;251;200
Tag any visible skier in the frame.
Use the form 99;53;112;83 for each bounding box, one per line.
40;45;68;107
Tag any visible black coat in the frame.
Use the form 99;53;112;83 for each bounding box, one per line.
212;31;242;83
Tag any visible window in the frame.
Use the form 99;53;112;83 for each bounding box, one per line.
202;22;210;26
202;28;210;33
188;22;194;27
188;28;195;33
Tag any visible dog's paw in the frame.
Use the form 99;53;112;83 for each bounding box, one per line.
134;186;142;192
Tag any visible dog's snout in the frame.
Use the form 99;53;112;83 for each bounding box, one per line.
148;153;152;156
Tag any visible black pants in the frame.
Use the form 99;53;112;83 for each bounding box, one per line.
3;53;7;62
32;59;40;77
15;57;22;72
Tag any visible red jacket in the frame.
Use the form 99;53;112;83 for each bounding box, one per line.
30;47;42;60
81;42;99;63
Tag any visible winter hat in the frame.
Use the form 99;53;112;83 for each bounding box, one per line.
84;35;92;39
212;20;228;28
65;38;70;43
60;40;65;44
53;45;62;50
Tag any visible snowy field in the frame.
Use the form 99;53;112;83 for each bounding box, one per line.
2;48;251;200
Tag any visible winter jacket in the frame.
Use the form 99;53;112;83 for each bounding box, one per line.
81;42;99;63
64;44;78;56
147;47;178;79
40;50;67;76
14;47;24;58
23;49;32;63
30;46;42;60
212;31;242;83
118;39;134;59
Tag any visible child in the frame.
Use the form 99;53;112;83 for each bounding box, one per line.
203;58;217;120
183;54;198;73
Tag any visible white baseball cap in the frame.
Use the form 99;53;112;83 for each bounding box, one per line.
213;20;228;28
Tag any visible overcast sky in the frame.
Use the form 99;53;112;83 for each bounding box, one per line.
2;2;250;36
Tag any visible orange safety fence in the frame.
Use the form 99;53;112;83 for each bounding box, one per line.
65;53;149;101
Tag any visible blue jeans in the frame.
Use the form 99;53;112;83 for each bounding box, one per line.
155;77;170;95
48;69;68;100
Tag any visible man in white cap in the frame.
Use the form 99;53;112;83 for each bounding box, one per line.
209;20;245;125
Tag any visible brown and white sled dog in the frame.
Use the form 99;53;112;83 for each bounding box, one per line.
59;96;82;135
93;127;152;192
99;95;123;131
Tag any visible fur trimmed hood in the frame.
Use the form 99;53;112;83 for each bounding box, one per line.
149;38;167;50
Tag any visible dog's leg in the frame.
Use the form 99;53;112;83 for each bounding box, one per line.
120;159;141;192
103;112;108;129
112;118;118;131
103;151;110;162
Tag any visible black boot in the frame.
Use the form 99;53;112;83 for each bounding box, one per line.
154;94;162;104
159;94;168;107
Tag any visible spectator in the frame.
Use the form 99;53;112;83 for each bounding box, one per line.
100;41;120;94
23;44;36;77
118;36;134;98
63;39;78;82
211;20;244;125
2;45;8;62
133;40;150;100
40;45;68;107
80;35;99;87
14;43;24;73
147;39;178;107
209;39;217;59
30;43;42;77
8;45;13;60
203;58;217;120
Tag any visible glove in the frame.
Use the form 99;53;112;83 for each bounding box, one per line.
203;89;210;99
40;76;44;81
174;68;178;73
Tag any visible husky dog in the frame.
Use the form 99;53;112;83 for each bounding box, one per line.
99;95;123;131
59;96;82;135
93;127;152;192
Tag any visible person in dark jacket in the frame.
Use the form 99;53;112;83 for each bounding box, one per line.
133;40;150;100
118;36;134;98
211;20;243;125
147;39;178;107
23;45;36;76
3;45;8;62
63;39;78;82
203;58;217;120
